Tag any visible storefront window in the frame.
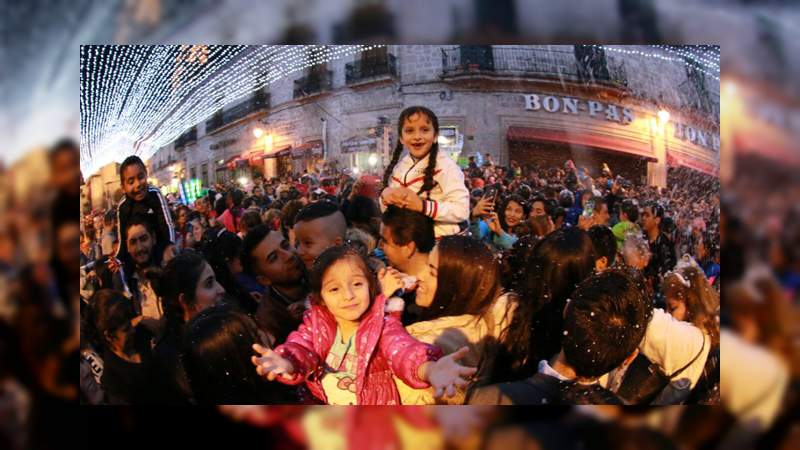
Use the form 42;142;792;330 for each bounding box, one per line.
352;152;381;175
438;126;463;163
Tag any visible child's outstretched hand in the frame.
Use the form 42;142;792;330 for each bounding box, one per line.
426;347;478;399
251;343;295;381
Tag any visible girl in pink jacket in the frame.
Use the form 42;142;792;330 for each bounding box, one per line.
252;245;476;405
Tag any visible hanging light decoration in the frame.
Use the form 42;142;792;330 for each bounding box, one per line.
80;44;383;175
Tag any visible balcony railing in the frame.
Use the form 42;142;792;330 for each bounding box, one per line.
346;53;397;85
205;88;270;134
441;46;628;89
293;70;334;99
174;126;197;151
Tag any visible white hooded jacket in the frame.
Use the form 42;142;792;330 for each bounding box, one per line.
381;151;470;238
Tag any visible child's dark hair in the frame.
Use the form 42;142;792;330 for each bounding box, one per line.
119;155;146;182
562;269;649;378
86;289;138;353
294;200;340;224
380;205;435;253
147;249;208;337
182;304;290;404
588;225;617;266
308;245;379;304
382;106;440;195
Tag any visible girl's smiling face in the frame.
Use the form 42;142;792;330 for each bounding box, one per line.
320;257;372;326
399;112;437;160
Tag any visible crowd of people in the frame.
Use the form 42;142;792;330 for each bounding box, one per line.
75;106;730;407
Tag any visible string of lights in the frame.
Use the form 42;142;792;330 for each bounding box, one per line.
593;45;720;82
80;44;382;175
82;44;719;176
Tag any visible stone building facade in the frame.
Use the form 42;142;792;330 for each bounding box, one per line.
147;45;719;190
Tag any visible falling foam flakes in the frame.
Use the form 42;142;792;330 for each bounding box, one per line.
563;330;568;336
590;312;595;317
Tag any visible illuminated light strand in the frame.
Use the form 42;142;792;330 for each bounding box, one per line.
653;45;720;70
661;45;719;69
81;45;382;175
593;45;720;82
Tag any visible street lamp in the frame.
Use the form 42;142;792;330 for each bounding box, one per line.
657;109;670;125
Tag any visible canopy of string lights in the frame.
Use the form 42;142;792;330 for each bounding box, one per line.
79;44;382;175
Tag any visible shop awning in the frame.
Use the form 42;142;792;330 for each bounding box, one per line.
264;145;291;159
215;155;243;170
292;140;324;159
507;126;657;162
667;152;719;177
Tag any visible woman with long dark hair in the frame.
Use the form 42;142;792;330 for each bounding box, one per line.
470;194;530;251
182;304;296;404
201;229;258;314
147;250;225;403
496;227;597;382
396;235;516;404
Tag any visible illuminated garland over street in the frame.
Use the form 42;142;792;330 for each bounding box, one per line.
593;45;720;81
80;44;382;175
81;44;720;176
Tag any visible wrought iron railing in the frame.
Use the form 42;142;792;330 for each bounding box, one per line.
204;88;270;134
441;45;628;89
346;53;397;84
174;126;197;151
293;70;334;99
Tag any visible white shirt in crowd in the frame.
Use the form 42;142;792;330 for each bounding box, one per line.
602;308;710;405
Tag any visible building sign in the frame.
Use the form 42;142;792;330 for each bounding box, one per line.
673;123;720;152
210;138;238;150
341;136;377;154
523;93;634;125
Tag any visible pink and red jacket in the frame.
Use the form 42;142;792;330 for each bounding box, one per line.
273;294;442;405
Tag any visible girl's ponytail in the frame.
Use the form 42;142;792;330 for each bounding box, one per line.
418;142;439;195
382;140;404;188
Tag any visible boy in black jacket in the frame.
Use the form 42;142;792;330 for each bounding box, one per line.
114;156;175;267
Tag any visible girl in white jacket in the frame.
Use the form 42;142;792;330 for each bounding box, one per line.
380;106;469;238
